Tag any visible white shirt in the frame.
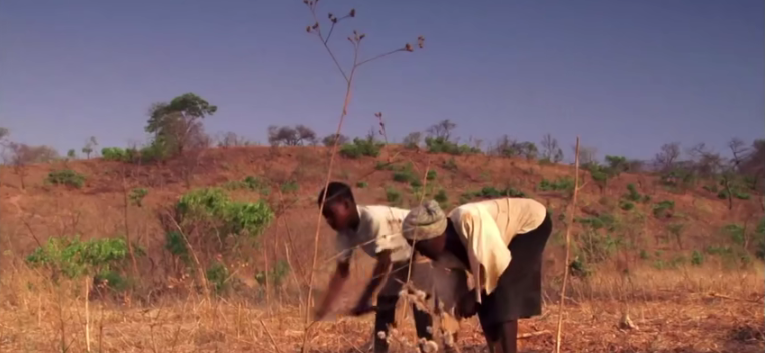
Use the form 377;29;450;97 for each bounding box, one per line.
335;205;413;264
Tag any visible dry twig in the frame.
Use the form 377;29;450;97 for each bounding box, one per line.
555;136;580;353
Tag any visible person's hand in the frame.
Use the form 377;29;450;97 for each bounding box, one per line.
454;290;478;319
349;302;376;317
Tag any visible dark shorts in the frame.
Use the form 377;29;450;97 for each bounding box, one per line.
477;212;553;327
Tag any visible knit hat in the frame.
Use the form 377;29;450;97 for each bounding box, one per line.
403;200;448;241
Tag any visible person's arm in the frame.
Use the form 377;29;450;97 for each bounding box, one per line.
314;259;350;320
351;249;393;315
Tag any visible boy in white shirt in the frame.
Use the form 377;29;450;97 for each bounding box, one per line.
402;198;553;353
313;182;450;353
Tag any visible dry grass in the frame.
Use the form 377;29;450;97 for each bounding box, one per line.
1;145;763;353
1;263;762;353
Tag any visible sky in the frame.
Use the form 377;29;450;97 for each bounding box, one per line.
1;0;763;161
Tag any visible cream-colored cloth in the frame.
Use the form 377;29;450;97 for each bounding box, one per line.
442;198;547;304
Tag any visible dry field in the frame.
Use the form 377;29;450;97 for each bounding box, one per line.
1;146;763;352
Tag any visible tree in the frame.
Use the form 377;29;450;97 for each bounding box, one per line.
322;133;349;147
81;136;98;159
654;142;681;171
426;119;456;141
295;125;318;145
576;145;598;166
490;135;519;157
146;93;217;156
686;143;723;178
218;132;251;148
604;155;629;176
540;133;564;163
728;138;748;169
7;142;59;189
402;131;422;149
517;141;538;160
67;149;77;159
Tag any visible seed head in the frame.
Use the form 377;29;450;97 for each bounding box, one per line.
405;43;413;52
306;26;312;33
418;36;425;49
349;8;356;17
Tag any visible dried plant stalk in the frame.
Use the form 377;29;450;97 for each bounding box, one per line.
555;136;580;353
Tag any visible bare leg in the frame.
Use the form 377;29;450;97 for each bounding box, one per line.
483;320;518;353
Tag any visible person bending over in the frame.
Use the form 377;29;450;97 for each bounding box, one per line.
402;198;553;353
313;181;450;353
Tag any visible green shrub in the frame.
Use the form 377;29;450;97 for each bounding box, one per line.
356;181;368;188
385;187;401;203
339;138;383;159
46;169;86;188
426;170;438;181
624;184;642;202
652;200;675;218
410;179;423;188
443;158;458;171
129;188;148;207
206;261;229;294
280;180;299;193
538;177;574;192
619;200;635;211
174;188;274;250
691;250;704;266
464;186;526;200
255;259;291;288
223;176;270;195
434;189;448;204
101;147;128;161
425;137;481;155
26;235;141;291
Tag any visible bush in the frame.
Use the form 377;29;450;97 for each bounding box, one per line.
223;176;270;195
426;170;438;181
434;189;448;203
386;187;401;203
464;186;525;200
619;200;635;211
101;147;128;161
26;235;141;290
46;169;86;188
356;181;368;188
624;184;642;202
255;259;290;288
538;177;574;192
129;188;148;207
173;188;274;254
652;200;675;218
424;137;481;155
339;138;383;159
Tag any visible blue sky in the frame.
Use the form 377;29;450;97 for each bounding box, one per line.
1;0;763;161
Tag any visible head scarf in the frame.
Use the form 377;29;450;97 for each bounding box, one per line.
403;200;448;241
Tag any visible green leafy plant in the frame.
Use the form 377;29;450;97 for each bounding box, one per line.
356;181;368;188
255;259;291;288
129;188;148;207
538;177;574;192
339;138;384;159
652;200;675;218
26;235;141;291
385;187;401;203
426;170;438;181
173;188;274;252
46;169;86;188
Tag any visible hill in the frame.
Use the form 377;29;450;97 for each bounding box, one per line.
1;144;763;352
